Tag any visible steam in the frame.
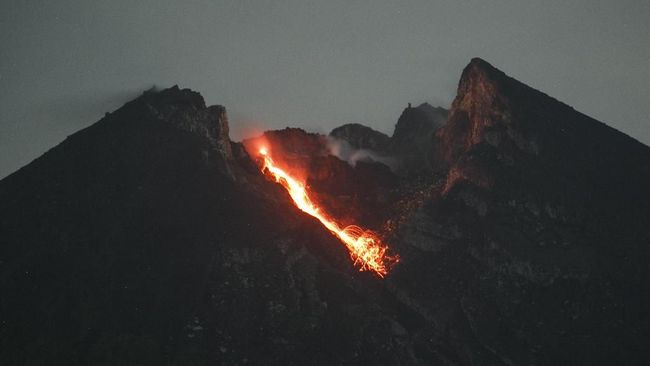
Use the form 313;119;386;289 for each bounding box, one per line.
326;136;398;171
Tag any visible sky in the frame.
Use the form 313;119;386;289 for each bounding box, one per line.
1;0;648;178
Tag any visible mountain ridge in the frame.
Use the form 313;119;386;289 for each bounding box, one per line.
1;58;648;365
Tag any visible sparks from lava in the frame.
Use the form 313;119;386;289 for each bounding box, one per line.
258;147;399;277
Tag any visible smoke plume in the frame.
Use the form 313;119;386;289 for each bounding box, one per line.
326;136;398;171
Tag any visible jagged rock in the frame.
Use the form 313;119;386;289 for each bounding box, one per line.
391;103;447;154
389;58;650;364
139;85;235;178
390;103;447;172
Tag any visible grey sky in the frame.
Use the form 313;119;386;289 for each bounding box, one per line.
1;0;648;178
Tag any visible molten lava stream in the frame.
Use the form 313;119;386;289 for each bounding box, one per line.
258;147;399;277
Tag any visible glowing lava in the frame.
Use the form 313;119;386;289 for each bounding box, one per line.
258;147;399;277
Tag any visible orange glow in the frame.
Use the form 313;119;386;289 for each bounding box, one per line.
258;147;399;277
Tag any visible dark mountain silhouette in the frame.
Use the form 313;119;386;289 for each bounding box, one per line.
1;59;648;365
330;123;391;151
391;103;447;166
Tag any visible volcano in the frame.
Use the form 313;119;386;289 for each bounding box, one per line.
1;58;648;365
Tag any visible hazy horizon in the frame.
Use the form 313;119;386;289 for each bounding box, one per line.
1;0;648;178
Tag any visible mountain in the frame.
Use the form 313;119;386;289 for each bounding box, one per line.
1;59;649;365
0;87;413;365
389;58;650;364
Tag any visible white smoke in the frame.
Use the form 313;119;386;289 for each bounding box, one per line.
326;136;398;171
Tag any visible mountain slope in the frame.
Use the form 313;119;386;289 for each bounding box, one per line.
1;59;649;365
0;87;415;365
387;58;650;364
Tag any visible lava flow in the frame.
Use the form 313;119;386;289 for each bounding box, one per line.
258;147;399;277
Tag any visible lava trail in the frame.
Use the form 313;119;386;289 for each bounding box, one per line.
258;147;398;277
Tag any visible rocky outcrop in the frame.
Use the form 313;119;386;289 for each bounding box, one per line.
391;103;447;157
330;123;391;151
138;85;235;178
328;104;448;175
386;58;650;364
433;58;650;221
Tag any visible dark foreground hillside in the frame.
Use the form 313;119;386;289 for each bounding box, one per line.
1;59;649;365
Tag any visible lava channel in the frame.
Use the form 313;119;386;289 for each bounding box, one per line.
258;147;399;277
